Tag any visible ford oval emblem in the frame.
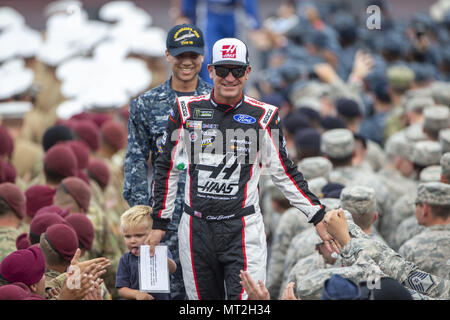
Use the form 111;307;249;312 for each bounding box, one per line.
233;114;256;125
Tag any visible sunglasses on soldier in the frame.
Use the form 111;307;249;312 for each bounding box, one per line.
214;66;247;78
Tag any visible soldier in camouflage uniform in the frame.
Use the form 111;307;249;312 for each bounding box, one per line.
440;129;450;154
0;183;26;262
441;152;450;183
398;182;450;279
123;24;212;299
266;206;310;299
393;215;425;251
324;209;450;299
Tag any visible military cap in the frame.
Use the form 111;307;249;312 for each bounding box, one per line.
340;186;377;215
430;81;450;106
76;169;90;186
297;106;321;122
29;212;66;244
44;144;78;178
72;120;100;152
282;111;310;135
64;140;89;169
0;283;32;300
60;176;91;212
336;98;361;118
298;157;332;180
87;158;110;189
412;141;442;166
322;183;345;199
307;176;328;198
0;182;26;219
386;65;414;91
405;97;434;113
295;128;321;154
0;246;45;286
405;123;427;142
35;204;70;218
321;128;355;159
0;125;14;158
321;198;341;212
416;182;450;205
44;223;78;262
423;105;449;133
441;152;450;176
66;213;94;251
322;274;360;300
438;128;450;153
100;120;127;151
25;185;56;218
384;133;414;161
0;101;32;119
15;232;30;250
294;96;322;113
419;165;442;182
0;159;16;184
42;124;74;152
320;116;347;130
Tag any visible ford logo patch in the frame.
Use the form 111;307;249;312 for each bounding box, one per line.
233;114;256;125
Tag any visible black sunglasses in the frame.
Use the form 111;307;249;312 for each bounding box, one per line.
214;66;247;78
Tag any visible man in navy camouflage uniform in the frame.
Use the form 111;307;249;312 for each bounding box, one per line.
123;24;212;300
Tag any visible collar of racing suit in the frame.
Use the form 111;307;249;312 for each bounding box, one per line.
209;89;244;113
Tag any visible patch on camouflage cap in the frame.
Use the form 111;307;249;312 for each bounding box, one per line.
412;141;442;166
320;128;354;159
423;105;449;133
298;157;333;180
416;182;450;205
340;186;376;215
419;165;442;182
439;128;450;153
441;152;450;176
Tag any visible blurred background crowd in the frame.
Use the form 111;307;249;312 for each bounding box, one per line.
0;0;449;300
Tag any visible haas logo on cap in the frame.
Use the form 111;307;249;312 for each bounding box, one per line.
221;45;237;58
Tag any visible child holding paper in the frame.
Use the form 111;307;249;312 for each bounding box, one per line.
116;205;176;300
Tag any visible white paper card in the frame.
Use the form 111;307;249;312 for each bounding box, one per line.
139;245;170;293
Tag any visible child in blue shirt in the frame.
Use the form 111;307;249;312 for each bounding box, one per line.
116;205;176;300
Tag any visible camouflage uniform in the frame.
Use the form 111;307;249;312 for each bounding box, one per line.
123;77;212;299
343;221;450;299
266;207;310;299
44;268;62;299
49;271;111;300
0;226;20;262
393;215;425;250
398;182;450;279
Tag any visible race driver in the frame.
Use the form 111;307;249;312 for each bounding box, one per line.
146;37;340;300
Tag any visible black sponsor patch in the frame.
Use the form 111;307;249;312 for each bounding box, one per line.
194;109;213;119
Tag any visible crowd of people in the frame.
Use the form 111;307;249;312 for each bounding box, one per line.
0;0;449;300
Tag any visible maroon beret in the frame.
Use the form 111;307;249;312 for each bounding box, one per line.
35;204;70;218
65;213;94;251
0;182;25;219
69;112;91;122
91;112;112;128
87;158;110;189
0;246;46;286
44;144;78;178
0;283;32;300
61;177;91;212
73;120;100;152
44;223;78;262
77;169;91;186
101;120;127;151
0;125;14;158
0;159;16;183
16;232;30;250
29;212;65;244
64;140;90;169
25;185;56;218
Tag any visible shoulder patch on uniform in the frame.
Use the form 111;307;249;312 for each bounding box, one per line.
177;94;211;124
244;96;278;129
407;271;435;294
